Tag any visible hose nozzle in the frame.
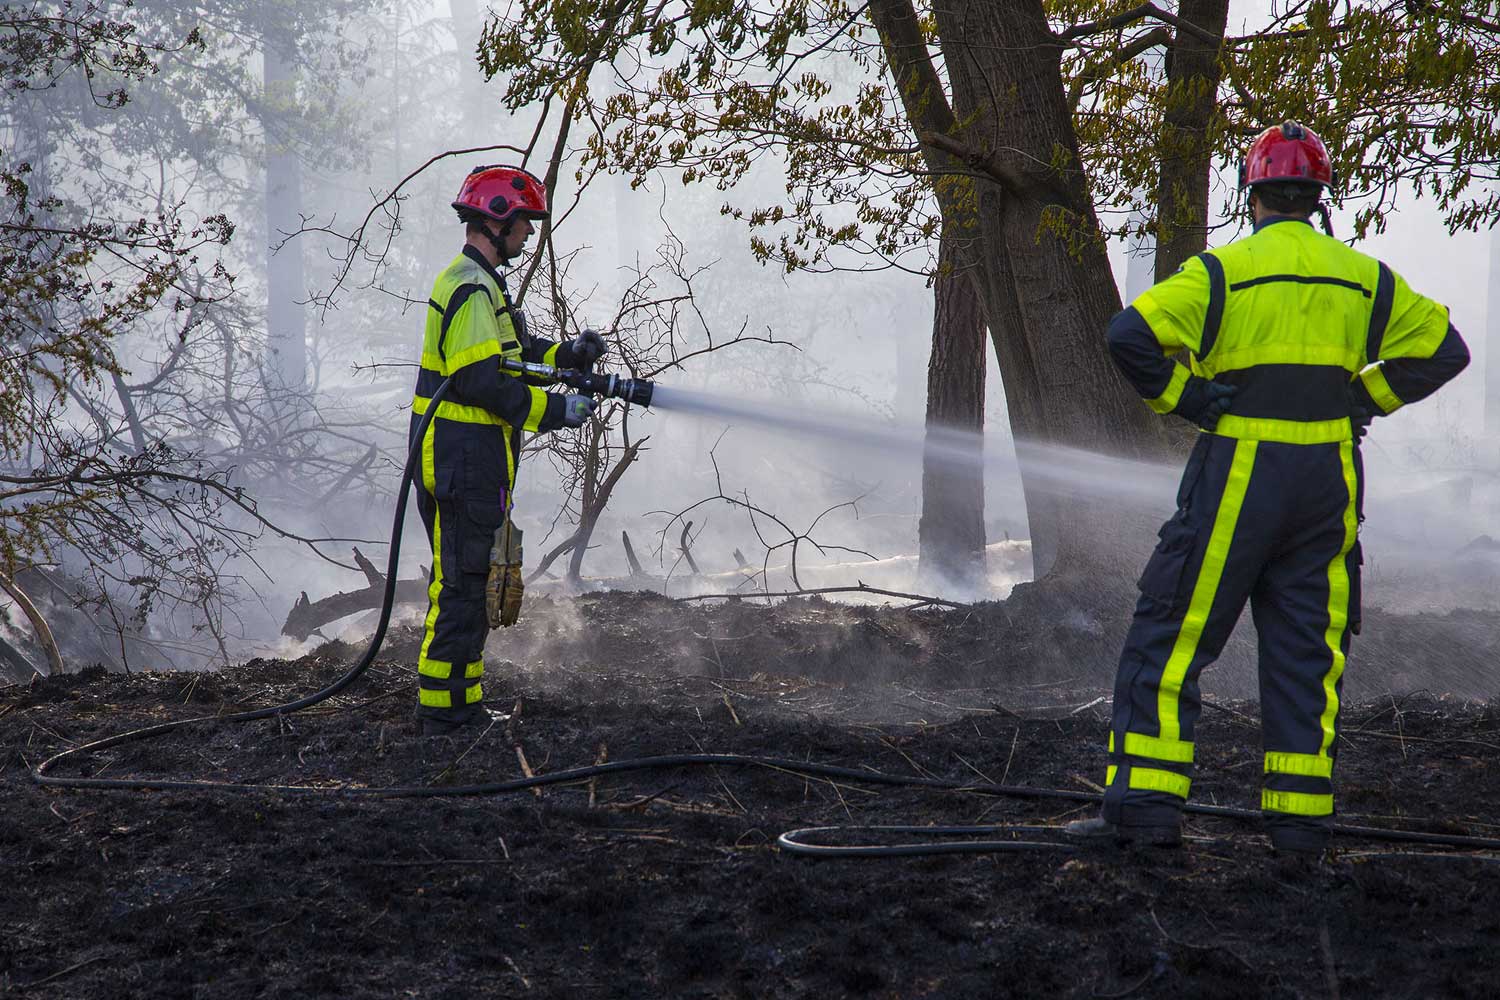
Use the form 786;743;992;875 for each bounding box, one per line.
500;359;655;408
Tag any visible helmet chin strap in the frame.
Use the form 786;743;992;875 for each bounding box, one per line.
482;218;517;261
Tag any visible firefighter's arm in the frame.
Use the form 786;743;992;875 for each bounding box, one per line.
444;292;567;431
520;324;601;371
1108;307;1233;427
1107;306;1186;411
1110;256;1213;415
508;311;593;384
1352;267;1470;417
450;357;567;431
522;329;562;366
1351;323;1470;418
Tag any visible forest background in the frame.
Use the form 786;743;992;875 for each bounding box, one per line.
3;0;1498;678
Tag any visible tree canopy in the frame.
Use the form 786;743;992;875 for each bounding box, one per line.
475;0;1500;580
482;0;1500;275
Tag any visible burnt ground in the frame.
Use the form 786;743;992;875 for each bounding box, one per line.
3;588;1500;999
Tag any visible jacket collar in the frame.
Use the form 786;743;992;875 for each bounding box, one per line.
1253;215;1313;234
462;243;509;291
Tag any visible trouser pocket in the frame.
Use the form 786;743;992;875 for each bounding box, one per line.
1137;513;1198;616
459;500;506;575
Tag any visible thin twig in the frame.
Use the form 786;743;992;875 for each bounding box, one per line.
603;782;682;812
953;751;994;785
26;955;109;987
1319;920;1341;1000
366;859;512;867
676;584;967;608
501;698;542;798
503;954;532;991
1000;727;1020;786
1148;909;1255;973
588;742;608;807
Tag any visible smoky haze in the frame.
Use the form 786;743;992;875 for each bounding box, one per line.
3;1;1496;677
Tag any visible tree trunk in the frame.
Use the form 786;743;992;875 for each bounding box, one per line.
566;427;646;585
566;419;605;585
931;1;1170;580
917;229;987;589
449;0;495;138
1153;0;1230;281
1487;227;1500;435
264;39;307;390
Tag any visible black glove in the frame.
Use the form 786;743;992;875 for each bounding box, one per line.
561;394;598;428
1347;380;1376;441
1173;376;1238;431
568;328;607;370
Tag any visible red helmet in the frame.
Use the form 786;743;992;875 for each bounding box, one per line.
1238;122;1337;191
452;165;549;225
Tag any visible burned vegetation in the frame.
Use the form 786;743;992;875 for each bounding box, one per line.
5;591;1500;999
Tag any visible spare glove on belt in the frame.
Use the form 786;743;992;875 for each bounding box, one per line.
486;519;524;629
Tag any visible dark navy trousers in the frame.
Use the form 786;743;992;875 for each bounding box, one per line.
1102;432;1362;838
409;413;510;722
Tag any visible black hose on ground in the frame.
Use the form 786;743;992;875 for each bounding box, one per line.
24;373;1500;859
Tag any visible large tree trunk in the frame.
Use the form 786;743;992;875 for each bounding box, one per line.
1153;0;1230;280
1488;227;1500;435
264;39;307;390
928;1;1169;580
449;0;491;133
917;230;987;589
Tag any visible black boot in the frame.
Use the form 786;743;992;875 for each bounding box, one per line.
1064;814;1182;847
416;702;488;737
1268;823;1329;857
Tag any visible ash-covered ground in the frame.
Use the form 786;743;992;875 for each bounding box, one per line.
3;590;1499;999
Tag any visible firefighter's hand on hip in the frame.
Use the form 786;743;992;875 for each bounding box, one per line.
1173;377;1238;432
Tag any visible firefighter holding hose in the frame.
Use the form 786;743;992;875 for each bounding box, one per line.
1069;123;1470;855
410;165;607;736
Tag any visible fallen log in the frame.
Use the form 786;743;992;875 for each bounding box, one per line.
281;547;430;642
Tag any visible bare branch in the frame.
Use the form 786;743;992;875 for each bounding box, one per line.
675;584;967;608
1057;2;1220;45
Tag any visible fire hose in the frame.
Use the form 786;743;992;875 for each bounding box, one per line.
25;370;1500;860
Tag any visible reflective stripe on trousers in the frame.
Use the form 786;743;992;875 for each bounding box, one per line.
410;412;509;719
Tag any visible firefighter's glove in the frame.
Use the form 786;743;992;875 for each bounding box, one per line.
568;328;607;370
561;394;598;428
1173;377;1238;432
1347;381;1377;440
486;562;524;628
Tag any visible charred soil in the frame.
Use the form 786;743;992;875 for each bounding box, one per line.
3;590;1499;999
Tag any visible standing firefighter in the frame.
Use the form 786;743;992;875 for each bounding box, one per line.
411;165;606;736
1068;123;1469;854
